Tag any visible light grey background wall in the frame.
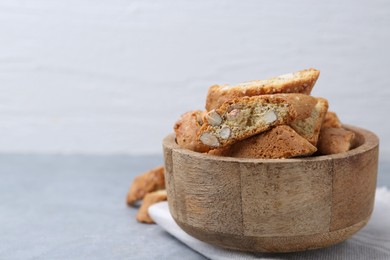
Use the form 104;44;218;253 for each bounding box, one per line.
0;0;389;158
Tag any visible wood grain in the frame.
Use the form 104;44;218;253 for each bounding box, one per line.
162;125;379;252
175;217;369;253
330;125;379;230
240;160;332;237
170;150;243;234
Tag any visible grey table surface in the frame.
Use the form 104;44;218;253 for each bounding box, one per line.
0;154;389;260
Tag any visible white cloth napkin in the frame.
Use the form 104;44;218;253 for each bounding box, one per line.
149;187;390;260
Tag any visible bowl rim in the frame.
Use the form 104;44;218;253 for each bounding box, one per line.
163;124;379;164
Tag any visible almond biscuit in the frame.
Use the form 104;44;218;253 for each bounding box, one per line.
205;68;320;111
126;166;165;206
209;125;317;159
136;190;167;224
291;98;329;146
173;110;209;152
198;94;317;148
317;127;355;155
322;111;342;128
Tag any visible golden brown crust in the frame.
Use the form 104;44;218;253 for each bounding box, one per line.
208;126;317;159
317;127;355;155
217;126;317;159
205;68;320;111
198;94;317;148
279;94;318;120
290;98;329;146
126;166;165;206
207;146;232;157
173;110;209;152
136;190;167;224
322;111;342;128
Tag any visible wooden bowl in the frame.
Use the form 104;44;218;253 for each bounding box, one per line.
162;125;379;253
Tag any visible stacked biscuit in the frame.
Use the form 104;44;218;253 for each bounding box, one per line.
127;68;356;223
175;68;355;158
126;166;167;223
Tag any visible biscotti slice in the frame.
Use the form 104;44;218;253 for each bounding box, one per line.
173;110;209;152
198;94;317;148
290;98;329;146
126;166;165;206
317;127;355;155
207;146;231;157
136;190;167;224
205;68;320;110
322;111;342;128
209;125;317;159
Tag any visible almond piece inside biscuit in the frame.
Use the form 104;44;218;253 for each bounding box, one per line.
219;127;231;139
262;110;278;124
206;110;222;126
200;132;220;147
226;109;241;121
